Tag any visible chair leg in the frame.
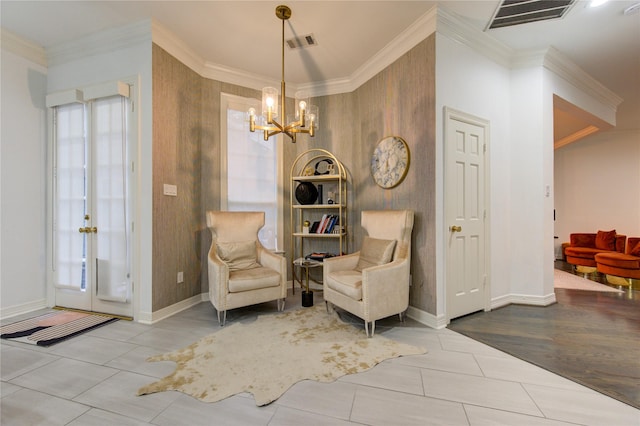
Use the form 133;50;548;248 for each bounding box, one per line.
325;301;334;314
217;309;226;327
364;321;375;338
399;311;406;323
277;298;285;312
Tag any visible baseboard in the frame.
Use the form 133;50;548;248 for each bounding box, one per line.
0;298;48;321
137;294;206;325
490;294;512;310
131;290;556;327
507;292;557;306
406;305;447;329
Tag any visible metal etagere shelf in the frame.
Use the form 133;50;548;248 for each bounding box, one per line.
290;149;348;293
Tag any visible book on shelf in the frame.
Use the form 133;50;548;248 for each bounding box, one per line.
309;221;320;233
316;214;339;234
326;215;338;233
316;214;329;233
304;215;340;235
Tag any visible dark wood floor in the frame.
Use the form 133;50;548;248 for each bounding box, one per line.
448;263;640;409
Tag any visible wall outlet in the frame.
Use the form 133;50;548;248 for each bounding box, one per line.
163;184;177;196
177;271;184;283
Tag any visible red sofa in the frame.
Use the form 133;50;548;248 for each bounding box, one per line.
595;237;640;284
564;230;626;268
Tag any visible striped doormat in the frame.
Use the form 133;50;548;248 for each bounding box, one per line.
1;311;118;346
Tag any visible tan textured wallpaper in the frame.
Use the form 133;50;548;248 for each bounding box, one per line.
305;37;436;312
332;36;436;312
152;35;436;314
152;44;204;311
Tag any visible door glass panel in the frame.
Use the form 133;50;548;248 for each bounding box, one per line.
94;96;130;302
54;103;87;291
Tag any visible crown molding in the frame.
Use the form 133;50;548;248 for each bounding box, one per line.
511;48;548;68
308;5;441;97
1;28;47;67
296;77;353;98
36;7;620;110
152;20;287;94
435;7;514;69
151;19;205;77
543;46;623;109
47;20;152;67
202;61;278;93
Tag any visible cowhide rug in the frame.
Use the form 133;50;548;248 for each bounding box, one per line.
138;304;426;406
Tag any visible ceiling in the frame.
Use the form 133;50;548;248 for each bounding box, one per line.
2;0;639;138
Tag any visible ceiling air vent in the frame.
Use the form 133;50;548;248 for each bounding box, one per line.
487;0;576;30
286;34;317;49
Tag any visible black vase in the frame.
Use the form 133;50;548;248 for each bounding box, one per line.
302;291;314;307
295;182;318;205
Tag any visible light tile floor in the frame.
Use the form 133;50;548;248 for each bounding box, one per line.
2;292;639;426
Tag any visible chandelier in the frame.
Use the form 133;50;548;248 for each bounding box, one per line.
248;5;318;143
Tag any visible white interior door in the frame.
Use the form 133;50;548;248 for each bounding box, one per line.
53;95;133;317
445;107;488;321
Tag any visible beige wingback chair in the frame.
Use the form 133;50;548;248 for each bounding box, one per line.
323;210;414;337
207;211;287;326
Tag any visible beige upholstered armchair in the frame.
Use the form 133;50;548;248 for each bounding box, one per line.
323;210;414;337
206;211;287;326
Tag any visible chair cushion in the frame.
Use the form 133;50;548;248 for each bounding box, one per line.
565;247;609;259
217;240;260;271
595;252;640;270
228;266;281;292
595;229;616;250
355;236;396;271
326;270;363;300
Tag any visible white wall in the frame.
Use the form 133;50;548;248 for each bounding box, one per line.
509;65;550;300
545;63;634;254
0;49;48;317
554;128;640;244
435;33;512;316
0;23;154;321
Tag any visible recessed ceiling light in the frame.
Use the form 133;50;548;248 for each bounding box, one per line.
589;0;609;8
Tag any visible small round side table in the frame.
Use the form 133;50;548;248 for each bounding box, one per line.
293;258;323;307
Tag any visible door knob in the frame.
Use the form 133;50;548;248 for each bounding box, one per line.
450;225;462;232
78;227;98;233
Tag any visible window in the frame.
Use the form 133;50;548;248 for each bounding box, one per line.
221;93;283;251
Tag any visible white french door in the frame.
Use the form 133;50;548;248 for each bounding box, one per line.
52;94;133;317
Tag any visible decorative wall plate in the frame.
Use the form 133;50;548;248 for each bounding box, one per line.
370;136;410;188
314;158;333;175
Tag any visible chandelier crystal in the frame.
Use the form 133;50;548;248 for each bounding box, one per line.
248;5;318;143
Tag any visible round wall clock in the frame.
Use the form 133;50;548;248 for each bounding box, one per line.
370;136;410;188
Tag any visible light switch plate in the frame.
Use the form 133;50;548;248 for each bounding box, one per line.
163;184;177;196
